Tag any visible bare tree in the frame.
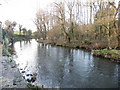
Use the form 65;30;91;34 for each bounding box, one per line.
5;20;17;45
22;27;27;36
19;24;22;35
34;10;50;40
108;1;120;49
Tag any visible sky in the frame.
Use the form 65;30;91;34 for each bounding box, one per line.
0;0;55;31
0;0;119;31
0;0;91;31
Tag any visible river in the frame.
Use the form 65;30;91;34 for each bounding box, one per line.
13;39;119;88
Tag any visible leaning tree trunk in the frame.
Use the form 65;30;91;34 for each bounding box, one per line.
117;21;120;49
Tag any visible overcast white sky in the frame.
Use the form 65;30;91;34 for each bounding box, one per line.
0;0;55;31
0;0;90;32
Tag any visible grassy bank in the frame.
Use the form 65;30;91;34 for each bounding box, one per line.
92;49;120;63
13;34;33;42
37;39;120;63
37;39;90;51
37;39;106;50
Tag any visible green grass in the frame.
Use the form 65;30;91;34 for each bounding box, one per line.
14;31;24;35
95;49;118;54
14;31;34;36
92;49;120;61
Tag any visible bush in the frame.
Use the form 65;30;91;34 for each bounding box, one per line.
83;39;92;44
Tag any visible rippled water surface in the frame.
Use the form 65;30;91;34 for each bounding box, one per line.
14;39;119;88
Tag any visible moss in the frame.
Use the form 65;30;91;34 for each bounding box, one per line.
2;43;14;63
27;83;43;90
2;47;11;57
2;47;7;56
9;57;13;62
11;65;16;68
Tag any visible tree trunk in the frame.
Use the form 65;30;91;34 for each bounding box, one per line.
117;35;120;49
117;22;120;49
118;8;120;49
68;36;71;43
90;5;92;24
106;23;112;50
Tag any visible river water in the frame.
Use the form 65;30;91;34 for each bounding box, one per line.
13;39;119;88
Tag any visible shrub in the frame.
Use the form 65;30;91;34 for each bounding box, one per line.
83;39;92;44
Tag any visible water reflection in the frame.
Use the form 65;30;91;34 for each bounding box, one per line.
14;39;118;88
14;40;38;73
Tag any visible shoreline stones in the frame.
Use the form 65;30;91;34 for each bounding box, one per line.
1;56;27;88
22;72;37;83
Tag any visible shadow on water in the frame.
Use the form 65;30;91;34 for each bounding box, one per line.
13;39;119;88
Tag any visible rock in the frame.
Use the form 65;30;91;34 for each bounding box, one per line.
13;80;17;85
21;71;25;73
20;68;23;70
2;61;5;63
25;73;37;83
5;84;10;87
1;56;27;88
5;68;8;70
26;74;33;76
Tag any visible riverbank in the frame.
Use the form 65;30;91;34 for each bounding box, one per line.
37;39;120;63
0;56;27;88
1;43;42;89
37;39;105;50
92;49;120;63
13;35;33;42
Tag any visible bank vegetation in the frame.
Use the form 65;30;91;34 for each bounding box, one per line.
33;0;120;62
